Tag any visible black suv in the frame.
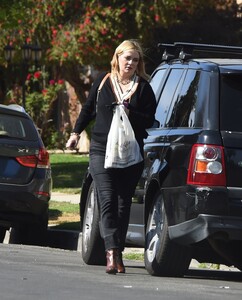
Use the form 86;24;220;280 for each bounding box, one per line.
0;104;52;245
80;42;242;276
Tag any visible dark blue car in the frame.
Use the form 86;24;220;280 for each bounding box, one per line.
0;104;52;245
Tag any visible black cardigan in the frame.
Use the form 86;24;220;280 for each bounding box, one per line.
73;72;157;146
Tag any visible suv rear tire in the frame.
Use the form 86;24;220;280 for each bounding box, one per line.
144;191;191;277
82;182;106;265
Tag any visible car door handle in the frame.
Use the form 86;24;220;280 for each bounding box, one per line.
147;152;158;161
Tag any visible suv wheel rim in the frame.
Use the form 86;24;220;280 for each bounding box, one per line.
82;188;95;252
146;195;164;262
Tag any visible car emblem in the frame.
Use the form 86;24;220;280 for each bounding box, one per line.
18;148;29;153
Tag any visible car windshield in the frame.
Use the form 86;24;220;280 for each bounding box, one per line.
0;113;38;140
220;73;242;133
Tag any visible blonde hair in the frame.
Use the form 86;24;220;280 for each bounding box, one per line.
110;40;150;80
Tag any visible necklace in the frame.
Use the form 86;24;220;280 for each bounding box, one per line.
113;74;137;103
116;76;131;85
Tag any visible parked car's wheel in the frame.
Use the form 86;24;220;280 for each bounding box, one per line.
82;182;106;265
9;209;48;246
0;226;7;243
144;191;191;277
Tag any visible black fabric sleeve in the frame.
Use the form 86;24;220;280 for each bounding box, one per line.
73;73;107;134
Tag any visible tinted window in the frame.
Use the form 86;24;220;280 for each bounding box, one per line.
220;74;242;132
155;69;184;127
0;114;38;140
168;70;201;128
150;69;167;99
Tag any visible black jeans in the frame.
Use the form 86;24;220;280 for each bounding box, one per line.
89;139;144;252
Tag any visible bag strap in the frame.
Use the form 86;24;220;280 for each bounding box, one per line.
96;73;110;112
98;73;110;92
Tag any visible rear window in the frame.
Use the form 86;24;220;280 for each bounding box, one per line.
0;113;38;140
220;74;242;132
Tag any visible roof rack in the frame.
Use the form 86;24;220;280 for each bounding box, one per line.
157;43;178;62
158;42;242;62
158;43;177;61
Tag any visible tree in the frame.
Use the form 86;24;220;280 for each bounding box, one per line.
152;0;241;46
0;1;139;103
0;0;241;147
1;1;239;100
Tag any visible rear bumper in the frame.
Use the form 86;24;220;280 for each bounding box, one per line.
0;178;51;226
168;214;242;245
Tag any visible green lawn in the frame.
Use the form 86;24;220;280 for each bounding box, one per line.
48;200;80;230
50;153;89;193
48;153;89;229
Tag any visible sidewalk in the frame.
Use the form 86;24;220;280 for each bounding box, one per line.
50;192;80;204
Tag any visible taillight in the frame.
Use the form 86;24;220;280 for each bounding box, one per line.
37;148;50;168
187;144;226;186
16;148;50;169
16;155;38;168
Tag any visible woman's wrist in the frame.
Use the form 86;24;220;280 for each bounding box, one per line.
70;132;80;136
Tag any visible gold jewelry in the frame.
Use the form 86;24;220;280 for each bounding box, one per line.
116;76;131;85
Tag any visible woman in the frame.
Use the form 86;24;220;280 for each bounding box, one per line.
66;40;156;274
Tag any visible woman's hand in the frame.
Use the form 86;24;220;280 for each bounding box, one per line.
66;133;80;149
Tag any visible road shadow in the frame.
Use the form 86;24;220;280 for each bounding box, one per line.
186;268;242;282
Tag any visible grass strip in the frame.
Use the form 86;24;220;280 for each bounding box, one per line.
50;153;89;193
48;200;79;228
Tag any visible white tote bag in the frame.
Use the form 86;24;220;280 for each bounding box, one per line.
104;105;143;169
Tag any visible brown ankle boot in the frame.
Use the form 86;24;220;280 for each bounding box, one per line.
117;251;125;273
106;249;118;274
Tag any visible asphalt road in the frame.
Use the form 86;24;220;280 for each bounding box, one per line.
1;243;242;300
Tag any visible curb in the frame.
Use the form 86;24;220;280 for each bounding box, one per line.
47;228;82;251
3;227;82;252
